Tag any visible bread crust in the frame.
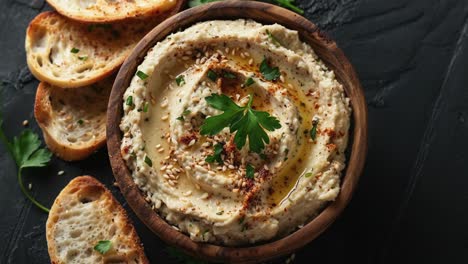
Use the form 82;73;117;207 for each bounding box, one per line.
46;0;178;23
46;176;149;264
34;80;111;161
25;11;172;88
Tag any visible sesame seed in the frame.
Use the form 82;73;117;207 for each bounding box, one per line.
57;170;65;176
232;188;239;193
185;166;191;171
188;139;196;146
28;183;32;190
208;171;216;176
158;148;164;153
22;120;29;126
248;58;253;65
156;144;161;148
228;165;235;170
161;115;169;121
201;193;209;199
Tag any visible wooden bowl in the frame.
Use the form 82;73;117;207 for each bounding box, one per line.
107;1;368;263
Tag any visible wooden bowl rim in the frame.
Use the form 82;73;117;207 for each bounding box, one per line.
107;1;368;263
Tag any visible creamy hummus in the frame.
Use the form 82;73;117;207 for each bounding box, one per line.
120;20;351;245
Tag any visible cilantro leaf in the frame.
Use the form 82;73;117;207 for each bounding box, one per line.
94;240;112;254
260;58;281;81
0;115;51;213
205;143;224;164
176;75;185;86
243;77;255;87
200;94;281;153
207;70;218;81
274;0;304;14
246;164;255;179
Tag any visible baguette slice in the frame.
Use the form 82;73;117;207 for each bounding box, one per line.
46;176;149;264
34;79;111;161
26;11;169;88
46;0;178;23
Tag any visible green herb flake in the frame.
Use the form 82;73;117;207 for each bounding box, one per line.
175;75;185;86
274;0;304;14
144;155;153;167
216;211;224;215
136;70;149;80
304;172;314;178
176;116;184;121
200;93;281;153
183;109;191;116
143;102;149;113
243;77;255;87
266;29;282;47
77;119;84;125
78;56;88;61
94;240;112;254
70;48;79;53
207;70;218;81
126;96;133;106
310;119;319;141
260;57;281;81
223;71;236;79
246;164;255;179
205;143;224;164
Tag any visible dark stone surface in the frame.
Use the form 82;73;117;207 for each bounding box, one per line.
1;0;467;263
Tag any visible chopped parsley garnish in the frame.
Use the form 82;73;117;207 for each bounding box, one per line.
176;109;191;121
223;71;236;79
77;119;84;125
266;30;282;47
304;172;313;178
200;94;281;153
274;0;304;14
136;70;149;80
216;211;224;215
246;164;255;179
310;119;319;140
126;96;133;106
175;75;185;86
243;77;255;87
144;155;152;167
94;240;112;254
260;57;281;81
205;143;224;164
207;70;218;81
0;117;52;213
143;102;149;112
70;47;79;53
78;56;88;61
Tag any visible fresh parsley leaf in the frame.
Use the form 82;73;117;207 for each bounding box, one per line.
176;116;185;121
304;172;313;178
200;94;281;153
207;69;218;81
0;114;52;213
136;70;149;80
274;0;304;14
143;102;149;112
246;164;255;179
243;77;255;87
126;96;133;106
183;109;191;116
205;143;224;164
310;119;319;140
176;75;185;86
144;155;153;167
223;71;236;79
216;211;224;215
260;58;281;81
188;0;221;8
77;119;84;125
78;56;88;61
70;47;79;53
266;29;282;47
94;240;112;254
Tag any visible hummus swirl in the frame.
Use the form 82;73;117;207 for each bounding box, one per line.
120;20;351;245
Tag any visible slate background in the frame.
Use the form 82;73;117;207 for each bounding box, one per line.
1;0;467;263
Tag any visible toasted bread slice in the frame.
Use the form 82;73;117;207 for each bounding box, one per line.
46;176;149;264
25;11;168;88
46;0;178;23
34;79;111;161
